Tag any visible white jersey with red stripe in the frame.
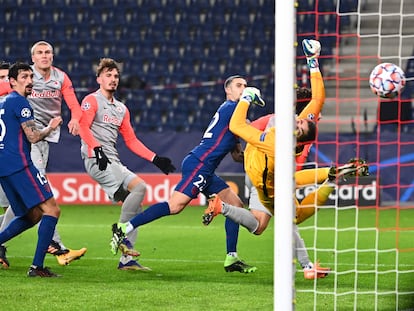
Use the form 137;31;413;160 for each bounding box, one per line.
28;65;67;143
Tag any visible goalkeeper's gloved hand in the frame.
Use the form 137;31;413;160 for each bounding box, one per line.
241;87;265;107
302;39;321;69
152;155;176;175
94;146;111;171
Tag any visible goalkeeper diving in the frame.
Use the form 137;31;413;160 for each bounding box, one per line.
202;39;369;277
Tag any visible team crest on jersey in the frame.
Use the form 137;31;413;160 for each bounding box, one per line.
81;102;91;111
21;107;31;118
307;113;315;120
116;106;123;113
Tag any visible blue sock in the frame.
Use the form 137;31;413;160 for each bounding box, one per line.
129;202;170;228
0;216;34;245
225;218;240;254
32;215;58;268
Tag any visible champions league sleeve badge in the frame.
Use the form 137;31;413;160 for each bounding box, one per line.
21;107;31;118
81;102;91;111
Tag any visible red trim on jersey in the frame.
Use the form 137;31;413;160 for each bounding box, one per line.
61;71;82;121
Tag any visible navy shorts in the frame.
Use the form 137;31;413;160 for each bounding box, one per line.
0;164;54;217
175;154;229;199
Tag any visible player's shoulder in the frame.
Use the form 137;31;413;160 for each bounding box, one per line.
4;92;31;113
50;66;70;80
81;92;99;110
218;99;237;112
50;65;65;74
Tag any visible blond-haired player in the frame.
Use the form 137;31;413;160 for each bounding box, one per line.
0;41;86;267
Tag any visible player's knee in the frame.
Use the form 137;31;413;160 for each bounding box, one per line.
41;198;61;218
253;222;268;235
295;206;315;225
133;181;147;194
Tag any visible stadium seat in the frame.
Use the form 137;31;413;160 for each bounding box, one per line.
339;0;359;13
297;0;316;12
318;0;336;12
319;13;337;34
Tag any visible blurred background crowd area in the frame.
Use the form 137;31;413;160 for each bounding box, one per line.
4;0;411;133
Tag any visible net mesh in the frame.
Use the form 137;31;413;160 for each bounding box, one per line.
295;0;414;309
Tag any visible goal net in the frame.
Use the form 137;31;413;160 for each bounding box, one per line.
294;0;414;310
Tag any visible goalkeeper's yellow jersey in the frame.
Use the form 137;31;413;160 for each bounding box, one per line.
229;71;325;213
297;71;325;122
230;100;275;211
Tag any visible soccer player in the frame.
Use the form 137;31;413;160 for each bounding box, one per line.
0;61;11;98
0;62;63;277
78;58;176;270
110;75;258;273
0;41;86;267
0;61;11;266
202;40;369;278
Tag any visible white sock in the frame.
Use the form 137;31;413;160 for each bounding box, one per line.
119;255;134;264
125;223;134;235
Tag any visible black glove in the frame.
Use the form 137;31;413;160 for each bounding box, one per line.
93;146;111;171
152;155;176;175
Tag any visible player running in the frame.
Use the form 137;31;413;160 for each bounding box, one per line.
79;58;176;270
111;75;257;273
202;39;369;278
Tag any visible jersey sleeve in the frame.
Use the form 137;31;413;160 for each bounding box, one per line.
61;72;82;121
79;95;101;149
229;100;274;155
119;108;156;162
0;81;12;96
251;114;274;130
16;97;34;123
295;143;312;171
297;71;325;121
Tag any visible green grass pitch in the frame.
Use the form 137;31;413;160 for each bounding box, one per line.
0;205;413;310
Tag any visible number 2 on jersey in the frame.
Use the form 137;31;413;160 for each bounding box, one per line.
203;112;219;139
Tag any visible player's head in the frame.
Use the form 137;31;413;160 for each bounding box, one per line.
8;62;33;97
295;118;316;144
0;61;10;82
96;58;120;93
31;41;54;70
296;87;312;115
224;75;247;102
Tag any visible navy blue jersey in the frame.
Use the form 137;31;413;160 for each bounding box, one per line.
0;91;34;176
190;100;239;170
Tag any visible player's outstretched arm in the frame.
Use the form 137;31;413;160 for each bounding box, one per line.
298;39;325;121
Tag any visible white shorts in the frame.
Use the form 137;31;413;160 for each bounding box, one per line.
84;157;136;203
246;175;273;216
0;185;9;207
31;140;50;174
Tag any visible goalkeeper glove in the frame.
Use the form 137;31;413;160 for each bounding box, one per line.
153;155;176;175
302;39;321;69
241;87;265;107
94;146;111;171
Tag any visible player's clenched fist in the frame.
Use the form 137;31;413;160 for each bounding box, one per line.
241;87;265;107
